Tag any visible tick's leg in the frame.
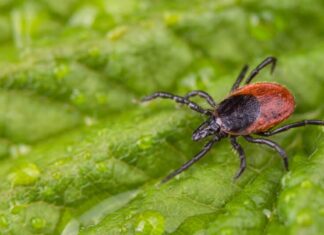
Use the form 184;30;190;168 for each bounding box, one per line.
141;92;211;116
230;136;247;179
245;56;277;84
161;136;221;184
243;135;288;171
192;118;211;140
231;65;249;92
257;120;324;136
184;90;217;107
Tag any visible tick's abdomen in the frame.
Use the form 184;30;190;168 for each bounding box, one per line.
217;94;260;133
217;82;295;135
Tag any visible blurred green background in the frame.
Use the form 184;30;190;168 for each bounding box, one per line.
0;0;324;234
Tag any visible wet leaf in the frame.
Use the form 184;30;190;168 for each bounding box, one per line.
0;1;324;234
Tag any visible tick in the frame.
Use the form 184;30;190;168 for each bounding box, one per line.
141;57;324;183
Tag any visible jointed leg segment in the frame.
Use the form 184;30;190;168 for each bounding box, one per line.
232;56;277;91
245;56;277;84
141;92;211;116
258;120;324;136
161;136;221;184
184;90;217;107
231;65;249;92
244;135;289;171
230;136;247;179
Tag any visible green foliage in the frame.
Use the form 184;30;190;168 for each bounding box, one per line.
0;0;324;234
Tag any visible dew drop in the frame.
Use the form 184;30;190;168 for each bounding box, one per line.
296;210;313;226
219;228;234;235
54;64;69;81
136;135;154;150
95;162;107;172
107;26;128;41
70;89;86;105
10;205;24;214
54;156;72;166
10;144;31;158
31;217;46;230
134;211;165;235
283;190;296;203
88;47;99;57
95;93;108;105
84;116;96;126
163;12;181;26
69;6;97;28
301;180;313;188
263;209;272;219
319;207;324;215
0;214;8;228
248;11;283;41
40;185;56;199
8;163;40;186
52;171;62;180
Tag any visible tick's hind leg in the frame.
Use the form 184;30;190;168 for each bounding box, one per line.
243;135;289;171
141;92;211;116
231;65;249;92
161;135;221;184
184;90;217;107
257;120;324;136
245;56;277;85
230;136;247;179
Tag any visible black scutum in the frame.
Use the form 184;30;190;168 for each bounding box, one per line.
217;94;260;133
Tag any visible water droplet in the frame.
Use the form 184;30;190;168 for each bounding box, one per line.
96;162;107;172
52;171;62;180
70;89;86;105
136;135;154;150
69;6;97;28
283;190;296;203
10;204;24;214
83;152;91;160
134;211;165;235
319;207;324;215
10;144;31;158
8;163;40;186
30;217;46;230
248;12;283;41
66;146;73;153
219;228;234;235
263;209;272;219
88;47;99;57
40;186;55;199
0;214;8;228
84;116;96;126
243;199;255;208
95;93;108;105
281;172;291;187
107;26;128;41
54;157;72;166
301;180;312;188
163;12;181;26
54;64;69;81
297;210;313;226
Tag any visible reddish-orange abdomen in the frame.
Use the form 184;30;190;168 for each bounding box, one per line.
231;82;295;134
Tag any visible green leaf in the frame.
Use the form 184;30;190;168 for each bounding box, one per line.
0;1;324;235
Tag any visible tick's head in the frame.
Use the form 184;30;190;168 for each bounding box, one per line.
192;118;220;141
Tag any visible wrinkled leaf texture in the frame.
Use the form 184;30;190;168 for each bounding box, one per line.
0;0;323;235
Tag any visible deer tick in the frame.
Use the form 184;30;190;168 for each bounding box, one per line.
142;57;324;183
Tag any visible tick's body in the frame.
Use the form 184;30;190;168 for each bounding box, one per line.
142;57;324;183
217;82;295;135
